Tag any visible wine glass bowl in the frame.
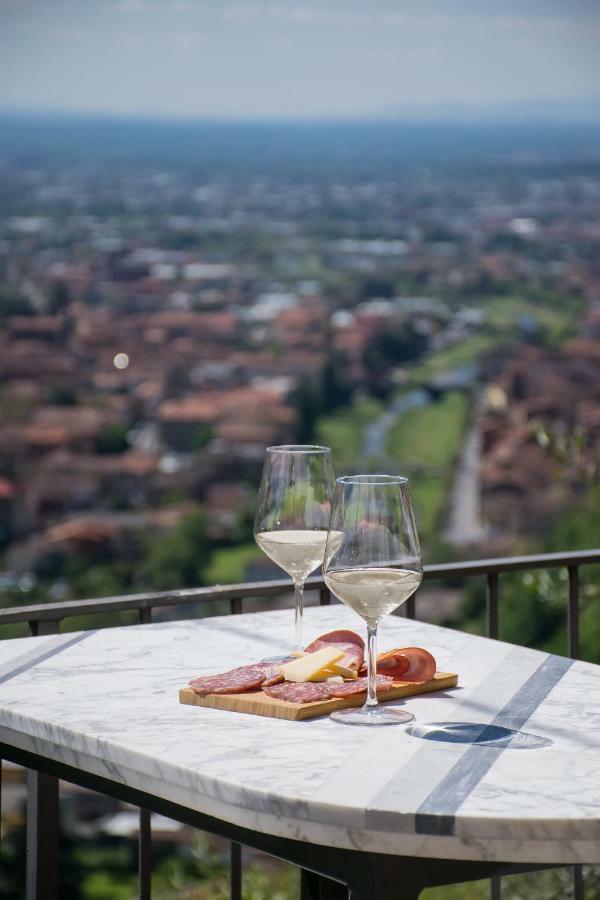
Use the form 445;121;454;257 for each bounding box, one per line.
323;474;423;726
254;445;335;655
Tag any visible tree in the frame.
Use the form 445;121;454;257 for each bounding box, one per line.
143;508;211;590
47;281;71;314
94;425;129;455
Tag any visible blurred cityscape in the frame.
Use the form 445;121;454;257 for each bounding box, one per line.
0;115;599;899
1;119;598;604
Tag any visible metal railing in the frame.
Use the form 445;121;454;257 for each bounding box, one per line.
1;547;598;900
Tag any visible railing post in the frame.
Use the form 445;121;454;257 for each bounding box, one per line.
26;769;58;900
490;875;501;899
486;573;499;639
230;598;243;615
573;863;584;900
138;607;152;626
567;565;580;660
138;808;152;900
26;617;60;900
319;584;330;606
28;619;62;637
230;839;242;900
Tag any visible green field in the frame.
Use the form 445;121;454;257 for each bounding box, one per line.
483;294;577;344
408;335;495;382
204;542;262;585
385;392;471;538
409;291;578;384
315;394;382;468
385;392;470;468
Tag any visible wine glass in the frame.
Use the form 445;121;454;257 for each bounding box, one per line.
254;445;335;657
323;474;422;726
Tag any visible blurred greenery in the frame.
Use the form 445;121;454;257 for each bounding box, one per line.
204;543;262;585
315;395;382;469
143;508;211;591
454;485;600;664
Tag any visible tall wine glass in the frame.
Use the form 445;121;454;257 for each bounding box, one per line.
323;474;422;726
254;445;335;656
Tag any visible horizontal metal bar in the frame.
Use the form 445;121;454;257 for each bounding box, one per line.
1;550;598;628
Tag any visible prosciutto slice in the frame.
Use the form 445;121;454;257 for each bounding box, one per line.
360;647;436;682
304;629;364;671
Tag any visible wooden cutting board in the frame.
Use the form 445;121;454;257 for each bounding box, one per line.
179;671;458;721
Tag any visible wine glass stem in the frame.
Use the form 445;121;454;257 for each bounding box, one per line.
294;580;304;651
366;622;378;708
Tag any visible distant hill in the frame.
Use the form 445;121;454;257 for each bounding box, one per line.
1;113;600;170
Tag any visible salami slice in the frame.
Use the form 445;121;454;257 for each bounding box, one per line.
263;682;332;704
189;664;269;696
327;675;394;698
392;647;436;682
305;630;364;671
256;664;285;687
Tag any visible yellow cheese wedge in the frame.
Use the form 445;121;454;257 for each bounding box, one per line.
325;661;358;680
279;647;344;683
290;650;359;680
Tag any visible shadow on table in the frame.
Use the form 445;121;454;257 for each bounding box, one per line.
406;722;553;750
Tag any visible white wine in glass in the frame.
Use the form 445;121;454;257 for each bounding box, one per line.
323;474;423;726
254;445;336;656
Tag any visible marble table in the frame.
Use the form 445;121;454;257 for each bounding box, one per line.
0;605;599;899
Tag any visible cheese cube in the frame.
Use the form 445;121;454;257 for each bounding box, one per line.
279;647;344;683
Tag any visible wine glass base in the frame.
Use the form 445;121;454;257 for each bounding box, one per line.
330;706;415;726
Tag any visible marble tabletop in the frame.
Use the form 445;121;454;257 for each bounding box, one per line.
0;605;598;865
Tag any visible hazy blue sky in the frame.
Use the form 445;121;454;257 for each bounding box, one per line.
1;0;599;119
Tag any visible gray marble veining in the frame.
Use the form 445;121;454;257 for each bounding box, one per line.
0;606;598;864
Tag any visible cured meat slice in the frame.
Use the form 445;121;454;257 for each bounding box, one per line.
189;665;268;696
304;630;364;671
327;675;394;698
359;647;436;682
263;682;332;704
392;647;436;682
374;649;411;680
256;664;285;687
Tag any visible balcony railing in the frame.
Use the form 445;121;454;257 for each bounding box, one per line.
1;547;598;900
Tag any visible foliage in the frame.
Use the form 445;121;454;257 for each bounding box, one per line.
362;322;429;384
456;485;600;663
0;289;35;318
204;543;262;585
385;392;470;546
315;394;382;469
94;424;130;455
193;425;214;452
385;391;469;469
47;281;71;314
291;351;353;442
143;507;211;590
48;385;78;406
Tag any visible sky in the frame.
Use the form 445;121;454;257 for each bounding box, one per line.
1;0;600;120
